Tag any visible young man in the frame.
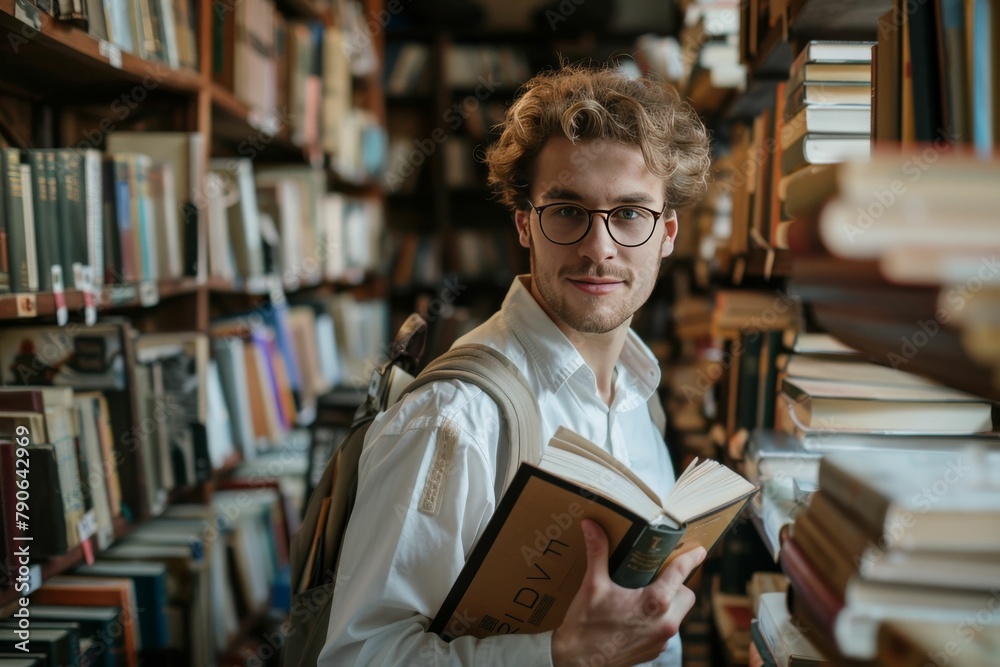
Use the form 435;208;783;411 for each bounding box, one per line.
321;66;712;666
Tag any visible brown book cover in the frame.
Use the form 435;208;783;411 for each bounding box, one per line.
429;427;756;641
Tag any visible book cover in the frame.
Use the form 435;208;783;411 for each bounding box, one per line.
429;428;756;641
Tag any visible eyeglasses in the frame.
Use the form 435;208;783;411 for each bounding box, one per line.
528;201;671;247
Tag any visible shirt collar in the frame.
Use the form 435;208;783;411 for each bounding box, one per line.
500;275;661;410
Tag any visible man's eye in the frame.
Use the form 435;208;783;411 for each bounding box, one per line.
555;207;584;218
616;208;640;220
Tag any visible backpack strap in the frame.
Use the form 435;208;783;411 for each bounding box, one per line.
399;344;542;511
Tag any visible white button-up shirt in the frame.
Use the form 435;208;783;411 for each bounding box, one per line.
321;275;680;666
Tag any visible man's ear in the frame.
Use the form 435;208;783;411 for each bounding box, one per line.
515;208;531;248
660;210;678;259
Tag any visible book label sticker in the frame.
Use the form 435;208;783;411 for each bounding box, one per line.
77;510;98;543
140;280;159;307
13;0;41;30
76;265;97;326
15;293;36;318
52;266;68;327
99;40;123;69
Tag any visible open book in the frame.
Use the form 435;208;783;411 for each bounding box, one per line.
429;426;758;641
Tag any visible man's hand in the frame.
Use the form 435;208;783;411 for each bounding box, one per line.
551;519;706;667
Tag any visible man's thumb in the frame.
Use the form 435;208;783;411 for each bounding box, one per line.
581;519;610;581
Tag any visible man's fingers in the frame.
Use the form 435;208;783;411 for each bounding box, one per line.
658;585;696;639
645;546;706;607
580;519;611;589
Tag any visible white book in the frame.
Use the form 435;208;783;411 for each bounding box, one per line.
780;104;871;149
212;337;255;461
205;361;235;469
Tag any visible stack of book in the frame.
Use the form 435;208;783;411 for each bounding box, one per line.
776;40;873;250
745;328;1000;556
787;152;1000;403
783;449;1000;662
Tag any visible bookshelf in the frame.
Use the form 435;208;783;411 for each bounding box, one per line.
0;0;388;663
674;0;1000;665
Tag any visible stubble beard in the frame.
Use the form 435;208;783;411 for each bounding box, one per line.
529;242;660;335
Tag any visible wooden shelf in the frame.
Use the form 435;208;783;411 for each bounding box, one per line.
0;1;201;97
210;83;323;164
788;0;893;40
0;278;202;321
165;451;244;506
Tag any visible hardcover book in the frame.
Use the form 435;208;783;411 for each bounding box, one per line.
429;427;756;641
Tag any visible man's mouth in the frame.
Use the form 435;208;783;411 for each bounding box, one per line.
567;277;625;294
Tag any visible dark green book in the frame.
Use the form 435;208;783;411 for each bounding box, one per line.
56;150;89;289
29;151;58;291
1;148;29;292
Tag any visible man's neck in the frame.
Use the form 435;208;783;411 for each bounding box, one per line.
527;279;629;408
564;327;627;407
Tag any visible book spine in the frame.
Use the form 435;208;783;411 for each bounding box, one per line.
102;159;123;284
780;536;843;632
83;149;104;290
113;156;137;283
19;165;38;291
908;0;945;142
816;456;891;535
58;150;82;288
3;148;30;292
28;151;54;291
135;156;157;281
0;144;8;293
609;523;685;589
26;444;70;559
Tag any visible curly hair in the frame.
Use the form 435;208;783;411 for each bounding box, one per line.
485;66;711;212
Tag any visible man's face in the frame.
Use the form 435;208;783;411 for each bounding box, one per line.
515;137;678;337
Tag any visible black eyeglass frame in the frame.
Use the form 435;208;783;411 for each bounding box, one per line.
527;200;672;247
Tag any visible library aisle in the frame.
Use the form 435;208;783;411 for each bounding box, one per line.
0;0;998;666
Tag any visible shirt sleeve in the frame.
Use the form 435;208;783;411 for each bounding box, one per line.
319;388;556;666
